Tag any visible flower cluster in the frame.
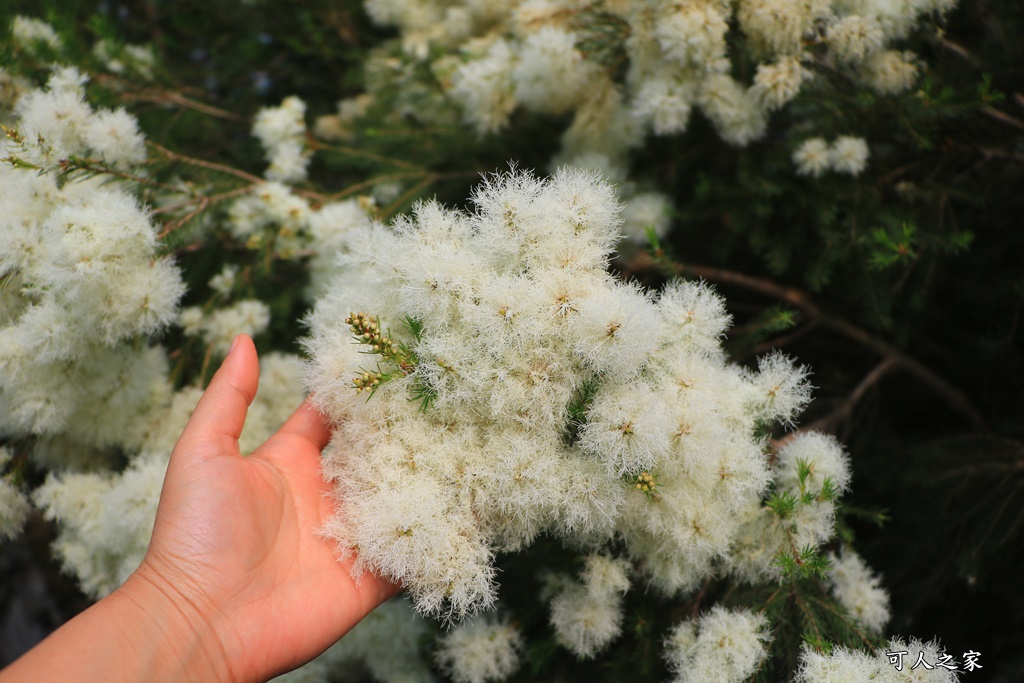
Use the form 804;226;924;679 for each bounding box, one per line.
795;637;960;682
793;136;871;177
358;0;954;163
0;69;184;446
436;614;524;683
253;96;310;183
663;606;771;683
826;546;892;633
546;554;631;658
305;167;817;626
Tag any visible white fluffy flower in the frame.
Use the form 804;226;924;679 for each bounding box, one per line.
182;299;272;354
654;3;729;70
208;264;239;297
752;56;811;111
512;27;597;115
744;350;813;425
451;39;517;135
826;547;891;632
793;137;831;178
775;431;851;496
698;74;768;147
80;107;147;166
631;76;696;136
795;637;960;683
0;84;184;439
548;554;631;659
664;606;771;683
436;616;524;683
737;0;830;56
829;136;870;175
861;50;919;95
12;16;61;52
827;15;885;64
253;96;309;182
621;192;672;243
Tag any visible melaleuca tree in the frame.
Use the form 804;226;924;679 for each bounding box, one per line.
1;0;1022;681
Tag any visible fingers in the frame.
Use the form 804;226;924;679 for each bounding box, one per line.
262;399;332;456
175;335;260;458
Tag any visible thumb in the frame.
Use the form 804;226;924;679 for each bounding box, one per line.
174;335;260;460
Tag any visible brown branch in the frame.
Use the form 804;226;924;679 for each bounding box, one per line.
631;252;987;431
147;141;263;183
689;578;711;619
307;139;427;172
982;106;1024;131
323;171;431;203
970;145;1024;164
785;357;900;442
59;158;178;191
150;185;251;219
156;195;209;239
940;38;979;66
806;593;878;654
380;174;438;220
124;89;242;121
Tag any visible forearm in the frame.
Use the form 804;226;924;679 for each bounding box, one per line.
0;572;230;683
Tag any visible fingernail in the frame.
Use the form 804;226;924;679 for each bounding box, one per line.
228;335;241;355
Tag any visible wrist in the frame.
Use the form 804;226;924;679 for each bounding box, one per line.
109;563;234;683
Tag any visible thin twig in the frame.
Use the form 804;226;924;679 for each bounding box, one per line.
124;89;242;121
689;578;711;619
60;158;178;190
940;38;979;66
147;141;264;183
150;185;251;218
381;174;438;220
970;145;1024;164
156;195;209;239
982;106;1024;131
323;171;431;202
787;357;900;441
307;139;427;172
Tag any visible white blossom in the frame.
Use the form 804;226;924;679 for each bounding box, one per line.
826;547;891;632
664;606;771;683
793;137;832;178
830;136;870;175
436;616;523;683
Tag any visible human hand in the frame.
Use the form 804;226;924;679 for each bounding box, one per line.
122;334;399;681
1;335;397;683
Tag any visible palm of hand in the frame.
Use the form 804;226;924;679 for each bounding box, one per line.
134;336;397;682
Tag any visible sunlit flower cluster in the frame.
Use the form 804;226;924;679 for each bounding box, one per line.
356;0;954;166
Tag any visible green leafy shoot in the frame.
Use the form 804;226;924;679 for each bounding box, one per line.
346;311;434;410
775;545;832;581
766;490;799;520
563;374;601;445
868;222;918;270
801;633;835;655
